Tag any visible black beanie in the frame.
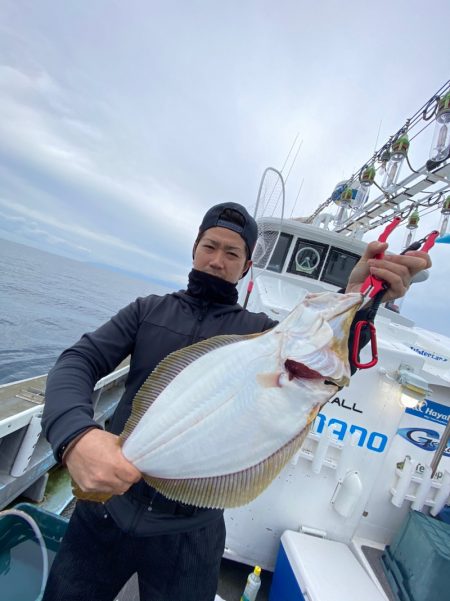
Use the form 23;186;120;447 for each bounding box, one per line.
197;202;258;258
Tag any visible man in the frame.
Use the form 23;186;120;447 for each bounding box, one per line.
42;202;431;601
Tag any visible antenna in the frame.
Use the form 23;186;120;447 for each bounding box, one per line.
290;178;305;218
374;119;383;152
280;133;300;173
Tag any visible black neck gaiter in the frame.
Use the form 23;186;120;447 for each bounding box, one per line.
186;269;239;305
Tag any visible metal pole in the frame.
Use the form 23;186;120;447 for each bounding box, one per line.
290;178;305;218
430;418;450;477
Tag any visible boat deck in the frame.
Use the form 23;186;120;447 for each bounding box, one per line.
114;558;273;601
362;546;397;601
111;544;393;601
0;366;129;510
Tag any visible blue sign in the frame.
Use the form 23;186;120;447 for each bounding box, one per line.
315;413;388;454
405;398;450;426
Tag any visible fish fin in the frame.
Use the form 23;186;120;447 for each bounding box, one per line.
72;480;113;503
141;406;319;509
121;332;263;443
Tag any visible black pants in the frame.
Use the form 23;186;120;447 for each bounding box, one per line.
42;501;226;601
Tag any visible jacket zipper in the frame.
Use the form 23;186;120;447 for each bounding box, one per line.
189;301;209;345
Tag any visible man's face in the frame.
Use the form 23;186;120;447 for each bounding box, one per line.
193;226;251;284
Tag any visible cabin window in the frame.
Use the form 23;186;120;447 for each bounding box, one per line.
254;231;293;272
267;233;293;272
321;249;360;287
287;238;327;279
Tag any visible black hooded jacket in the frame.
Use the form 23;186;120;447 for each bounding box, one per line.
42;281;277;535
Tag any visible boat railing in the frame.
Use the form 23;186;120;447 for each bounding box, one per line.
0;361;130;509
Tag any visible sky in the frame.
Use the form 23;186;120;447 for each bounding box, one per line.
0;1;449;334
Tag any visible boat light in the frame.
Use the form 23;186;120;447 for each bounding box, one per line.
381;134;410;193
403;207;420;249
429;92;450;163
359;165;376;188
439;195;450;237
377;148;391;178
331;181;348;204
338;182;367;208
331;183;351;226
396;365;431;409
340;186;354;204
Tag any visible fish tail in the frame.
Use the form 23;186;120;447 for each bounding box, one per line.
72;480;114;503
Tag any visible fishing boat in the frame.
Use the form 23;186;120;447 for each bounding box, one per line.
1;81;450;601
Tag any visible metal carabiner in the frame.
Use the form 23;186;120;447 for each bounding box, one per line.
351;320;378;369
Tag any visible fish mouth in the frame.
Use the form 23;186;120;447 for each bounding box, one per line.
323;377;348;389
284;359;347;389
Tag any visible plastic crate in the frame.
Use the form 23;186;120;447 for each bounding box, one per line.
13;503;68;549
0;502;68;601
381;510;450;601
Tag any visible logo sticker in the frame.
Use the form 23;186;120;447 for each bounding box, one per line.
406;399;450;426
397;427;450;456
409;345;448;362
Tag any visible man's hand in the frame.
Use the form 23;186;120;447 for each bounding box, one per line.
65;429;141;495
346;241;432;302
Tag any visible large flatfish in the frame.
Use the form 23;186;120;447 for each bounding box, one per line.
79;291;362;508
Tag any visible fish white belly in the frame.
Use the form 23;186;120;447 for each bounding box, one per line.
122;334;329;478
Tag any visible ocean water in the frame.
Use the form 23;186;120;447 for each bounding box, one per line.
0;239;174;385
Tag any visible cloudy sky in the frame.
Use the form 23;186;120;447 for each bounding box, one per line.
1;1;449;333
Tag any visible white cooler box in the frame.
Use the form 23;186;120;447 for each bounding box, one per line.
269;531;386;601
